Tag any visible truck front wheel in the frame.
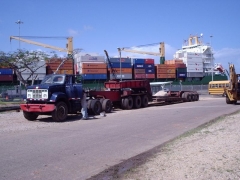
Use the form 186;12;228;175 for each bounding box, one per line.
52;102;68;122
23;111;38;121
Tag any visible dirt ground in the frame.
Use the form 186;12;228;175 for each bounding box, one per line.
116;111;240;180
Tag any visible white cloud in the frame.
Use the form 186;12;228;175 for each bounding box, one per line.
68;29;79;36
83;25;93;31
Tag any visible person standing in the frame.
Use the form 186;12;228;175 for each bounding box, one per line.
81;90;88;120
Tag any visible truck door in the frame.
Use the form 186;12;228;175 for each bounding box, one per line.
65;75;83;99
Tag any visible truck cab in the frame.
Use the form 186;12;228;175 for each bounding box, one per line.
20;74;84;122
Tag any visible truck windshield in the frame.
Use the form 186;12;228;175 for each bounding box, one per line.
41;75;65;84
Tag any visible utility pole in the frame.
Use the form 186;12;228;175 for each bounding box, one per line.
15;20;23;97
15;20;24;49
210;35;213;81
117;48;122;81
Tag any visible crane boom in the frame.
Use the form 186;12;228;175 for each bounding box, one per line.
120;42;165;64
10;36;73;55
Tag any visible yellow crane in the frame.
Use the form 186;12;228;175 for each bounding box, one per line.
10;36;73;55
119;42;165;64
10;36;74;74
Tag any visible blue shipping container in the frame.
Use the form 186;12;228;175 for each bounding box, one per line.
177;72;187;78
108;62;132;68
133;63;145;69
81;74;107;80
0;68;13;75
144;64;154;68
132;58;145;64
109;58;131;63
145;68;155;74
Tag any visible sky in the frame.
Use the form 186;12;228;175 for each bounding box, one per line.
1;0;240;72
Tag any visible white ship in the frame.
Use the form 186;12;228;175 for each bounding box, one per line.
173;35;226;81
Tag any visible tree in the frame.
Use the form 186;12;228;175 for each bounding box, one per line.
0;49;54;87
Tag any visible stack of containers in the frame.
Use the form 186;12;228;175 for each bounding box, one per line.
165;59;187;80
145;59;155;79
21;61;46;80
132;58;155;79
77;55;107;80
108;58;132;80
0;68;13;82
79;62;107;80
46;58;73;74
155;63;176;79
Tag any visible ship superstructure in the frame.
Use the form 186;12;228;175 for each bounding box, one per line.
173;35;216;81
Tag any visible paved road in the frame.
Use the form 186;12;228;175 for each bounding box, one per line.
0;96;239;180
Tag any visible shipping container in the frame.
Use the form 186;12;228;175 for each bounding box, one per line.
156;64;176;68
82;74;107;80
110;73;132;79
175;64;186;68
176;68;187;72
157;74;176;78
176;72;187;78
157;68;175;74
0;68;13;75
145;59;154;64
80;68;107;74
108;62;132;68
165;59;183;64
134;74;146;79
0;74;13;81
80;62;106;69
80;55;105;62
109;68;132;74
145;68;155;74
146;74;155;79
109;58;131;63
134;69;145;73
144;64;154;68
22;73;46;81
133;63;145;69
58;70;74;74
187;67;203;72
132;58;145;64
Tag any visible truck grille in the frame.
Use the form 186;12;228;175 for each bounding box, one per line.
27;89;48;99
32;89;44;99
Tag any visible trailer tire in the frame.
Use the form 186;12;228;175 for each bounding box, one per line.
52;101;68;122
141;95;148;108
102;99;112;113
195;94;199;101
182;92;187;102
90;99;102;115
192;94;197;101
133;96;141;109
23;111;38;121
123;96;133;110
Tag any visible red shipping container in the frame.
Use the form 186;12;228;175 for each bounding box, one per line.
0;75;13;81
146;74;155;79
145;59;154;64
134;74;146;79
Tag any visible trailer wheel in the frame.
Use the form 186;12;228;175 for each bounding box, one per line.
192;94;196;101
133;96;142;109
141;95;148;108
182;92;187;102
184;93;191;102
52;101;68;122
23;111;38;121
102;99;112;113
195;94;199;101
123;96;133;110
90;99;102;115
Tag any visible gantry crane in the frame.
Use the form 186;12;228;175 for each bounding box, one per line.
104;50;117;80
119;42;165;64
10;36;74;74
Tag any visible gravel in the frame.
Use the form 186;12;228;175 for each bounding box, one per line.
119;111;240;180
